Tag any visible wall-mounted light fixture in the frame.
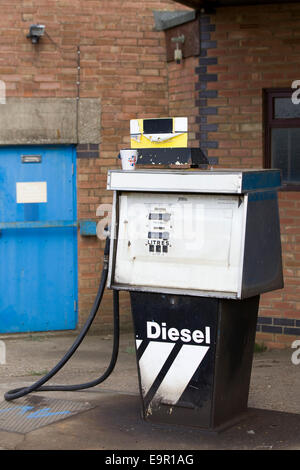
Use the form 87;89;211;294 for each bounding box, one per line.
171;34;185;64
27;24;45;44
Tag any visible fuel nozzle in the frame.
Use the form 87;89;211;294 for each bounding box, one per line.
103;225;111;264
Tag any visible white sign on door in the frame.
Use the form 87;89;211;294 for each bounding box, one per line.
16;182;47;204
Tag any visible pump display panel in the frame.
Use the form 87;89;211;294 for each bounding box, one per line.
110;192;245;298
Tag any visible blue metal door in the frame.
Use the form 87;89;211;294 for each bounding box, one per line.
0;146;77;333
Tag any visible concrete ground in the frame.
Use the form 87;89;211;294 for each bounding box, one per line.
0;329;299;451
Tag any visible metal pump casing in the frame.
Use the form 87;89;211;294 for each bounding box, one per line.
107;168;283;300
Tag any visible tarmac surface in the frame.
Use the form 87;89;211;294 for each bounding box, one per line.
0;328;299;452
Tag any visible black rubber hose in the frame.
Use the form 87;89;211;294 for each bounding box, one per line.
4;235;119;401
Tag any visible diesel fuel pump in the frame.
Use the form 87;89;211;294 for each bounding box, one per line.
5;117;284;433
106;117;283;431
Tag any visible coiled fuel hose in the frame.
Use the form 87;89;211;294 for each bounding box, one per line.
4;233;119;401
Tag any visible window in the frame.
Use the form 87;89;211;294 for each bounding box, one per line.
264;88;300;189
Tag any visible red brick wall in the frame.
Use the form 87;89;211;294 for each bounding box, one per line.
258;191;300;348
2;0;298;347
205;4;300;169
168;56;199;148
74;0;187;331
0;0;190;332
200;3;300;347
75;0;190;331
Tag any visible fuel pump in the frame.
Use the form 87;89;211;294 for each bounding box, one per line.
106;117;284;431
5;117;283;434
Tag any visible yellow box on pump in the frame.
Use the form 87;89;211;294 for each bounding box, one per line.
130;117;188;149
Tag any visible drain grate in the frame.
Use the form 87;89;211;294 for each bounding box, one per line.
0;395;94;434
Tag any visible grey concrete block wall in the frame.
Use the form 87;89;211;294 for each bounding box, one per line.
0;98;101;146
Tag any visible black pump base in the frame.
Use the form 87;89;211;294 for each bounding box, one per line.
130;292;259;431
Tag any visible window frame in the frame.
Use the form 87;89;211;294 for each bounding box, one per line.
263;87;300;191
